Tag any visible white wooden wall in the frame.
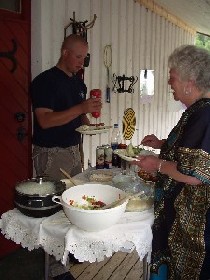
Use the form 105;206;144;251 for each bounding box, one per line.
31;0;195;169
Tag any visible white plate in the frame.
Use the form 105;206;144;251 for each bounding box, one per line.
114;149;157;162
76;125;111;135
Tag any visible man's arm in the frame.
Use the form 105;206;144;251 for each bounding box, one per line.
35;98;101;129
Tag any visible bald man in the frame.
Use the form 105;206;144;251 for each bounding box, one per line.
31;34;102;280
31;34;102;180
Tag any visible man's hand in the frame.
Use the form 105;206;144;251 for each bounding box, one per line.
80;97;102;114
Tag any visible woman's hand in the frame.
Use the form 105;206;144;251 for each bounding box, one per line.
132;156;202;185
132;155;160;174
141;134;165;149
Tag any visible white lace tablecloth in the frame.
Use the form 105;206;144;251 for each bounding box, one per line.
0;208;153;265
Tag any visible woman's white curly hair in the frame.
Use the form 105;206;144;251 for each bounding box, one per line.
168;45;210;94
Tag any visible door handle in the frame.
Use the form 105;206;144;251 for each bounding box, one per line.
17;126;27;142
15;112;26;122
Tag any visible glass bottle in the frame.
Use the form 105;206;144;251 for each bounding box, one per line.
111;124;121;167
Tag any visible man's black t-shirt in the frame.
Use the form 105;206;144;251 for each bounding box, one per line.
31;67;87;148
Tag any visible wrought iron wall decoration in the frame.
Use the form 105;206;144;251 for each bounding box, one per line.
0;39;17;73
64;12;97;39
64;12;97;68
113;74;138;93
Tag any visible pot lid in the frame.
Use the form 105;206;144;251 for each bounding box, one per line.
15;177;66;196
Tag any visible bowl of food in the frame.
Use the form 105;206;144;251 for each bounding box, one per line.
112;173;154;212
138;169;157;183
52;184;128;232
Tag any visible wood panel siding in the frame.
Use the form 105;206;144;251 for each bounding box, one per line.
31;0;194;169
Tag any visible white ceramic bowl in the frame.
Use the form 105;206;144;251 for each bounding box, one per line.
52;183;128;232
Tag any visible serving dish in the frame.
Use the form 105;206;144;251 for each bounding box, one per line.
126;197;154;212
52;183;128;231
138;170;157;183
87;169;120;183
14;177;66;218
112;173;154;212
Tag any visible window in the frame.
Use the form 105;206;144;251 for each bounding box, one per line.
196;32;210;52
0;0;21;13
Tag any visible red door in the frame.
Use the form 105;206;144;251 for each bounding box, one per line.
0;0;32;258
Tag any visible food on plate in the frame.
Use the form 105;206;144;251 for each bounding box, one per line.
125;143;157;158
77;123;106;131
125;143;144;157
138;169;157;182
89;123;105;127
69;195;106;210
126;143;135;157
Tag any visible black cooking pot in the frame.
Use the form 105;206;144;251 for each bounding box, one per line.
14;177;66;218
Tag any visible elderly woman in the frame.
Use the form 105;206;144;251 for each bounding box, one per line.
133;45;210;280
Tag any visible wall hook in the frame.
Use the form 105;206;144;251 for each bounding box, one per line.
64;12;97;39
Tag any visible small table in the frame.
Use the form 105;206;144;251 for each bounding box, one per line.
0;207;153;280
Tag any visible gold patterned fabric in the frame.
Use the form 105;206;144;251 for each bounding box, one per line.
150;99;210;279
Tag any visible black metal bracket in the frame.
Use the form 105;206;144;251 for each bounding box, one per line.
113;74;138;93
66;13;97;37
0;39;17;73
64;12;97;68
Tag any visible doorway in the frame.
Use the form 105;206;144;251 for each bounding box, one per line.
0;0;32;258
